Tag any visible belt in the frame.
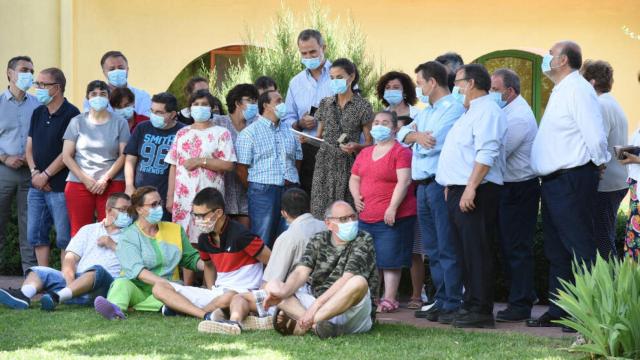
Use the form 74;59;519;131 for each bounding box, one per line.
540;162;597;182
416;177;436;186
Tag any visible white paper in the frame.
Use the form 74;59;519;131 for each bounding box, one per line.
290;128;325;147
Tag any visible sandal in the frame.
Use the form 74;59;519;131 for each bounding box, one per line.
272;307;298;336
407;298;423;310
376;298;399;313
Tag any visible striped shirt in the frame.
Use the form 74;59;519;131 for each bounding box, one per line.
236;116;303;185
282;61;333;135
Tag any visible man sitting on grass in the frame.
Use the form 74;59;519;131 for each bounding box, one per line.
262;201;378;339
200;187;327;335
0;193;131;311
150;187;271;333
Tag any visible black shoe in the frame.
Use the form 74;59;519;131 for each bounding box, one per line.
452;309;495;329
0;287;30;309
526;312;562;327
437;309;457;324
496;307;531;323
414;303;441;321
561;325;577;333
161;305;180;317
314;320;343;339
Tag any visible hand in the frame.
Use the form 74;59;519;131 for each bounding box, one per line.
31;172;48;190
42;184;52;192
415;131;435;149
125;184;136;196
93;179;108;195
183;158;201;171
459;186;476;213
263;280;286;308
3;156;24;169
298;304;319;331
299;114;316;130
383;207;397;226
82;177;97;193
339;142;359;154
298;135;307;144
354;195;365;212
619;152;640;165
96;235;116;250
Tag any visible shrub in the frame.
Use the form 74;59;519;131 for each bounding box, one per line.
554;254;640;358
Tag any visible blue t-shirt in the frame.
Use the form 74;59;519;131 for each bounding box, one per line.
123;120;185;200
28;99;80;192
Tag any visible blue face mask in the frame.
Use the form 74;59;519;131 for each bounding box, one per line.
145;205;164;225
114;211;133;228
330;78;348;95
383;90;403;105
301;56;322;71
16;72;33;91
35;88;53;105
541;54;554;74
489;91;507;108
149;113;166;128
370;125;393;143
115;106;134;120
451;86;466;104
336;221;359;242
107;69;128;87
89;96;109;111
274;103;287;119
190;106;211;122
243;103;258;120
415;87;429;104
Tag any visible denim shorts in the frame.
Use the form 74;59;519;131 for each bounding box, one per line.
27;265;114;305
359;216;415;269
27;188;71;248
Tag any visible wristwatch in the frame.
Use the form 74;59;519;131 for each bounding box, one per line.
202;158;207;166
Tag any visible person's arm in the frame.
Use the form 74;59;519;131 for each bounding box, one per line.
179;228;202;271
199;158;234;172
384;167;412;225
254;246;271;265
166;165;176;212
298;271;356;329
574;88;611;166
25;136;35;172
26;137;47;190
502;119;530;159
315;120;324;139
459;163;491;213
61;252;80;285
264;265;313;304
235;131;252;188
203;260;216;289
416;105;463;156
62;140;96;192
124;155;138;195
236;164;249;188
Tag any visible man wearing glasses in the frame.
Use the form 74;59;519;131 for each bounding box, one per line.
0;56;40;273
25;67;80;267
259;201;378;339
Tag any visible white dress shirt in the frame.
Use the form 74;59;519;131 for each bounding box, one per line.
436;94;507;186
502;95;538;182
531;71;610;176
597;92;628;191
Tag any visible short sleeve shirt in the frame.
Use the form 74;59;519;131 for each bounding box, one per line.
297;230;378;297
65;222;121;277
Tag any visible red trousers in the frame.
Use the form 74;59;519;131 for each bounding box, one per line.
64;180;125;236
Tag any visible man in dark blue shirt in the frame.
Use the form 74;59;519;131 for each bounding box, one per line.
124;92;184;221
26;67;80;267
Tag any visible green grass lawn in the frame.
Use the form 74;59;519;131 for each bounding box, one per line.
0;305;583;360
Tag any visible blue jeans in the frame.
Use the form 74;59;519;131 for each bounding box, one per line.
27;188;71;248
417;182;462;311
26;265;114;305
248;182;286;248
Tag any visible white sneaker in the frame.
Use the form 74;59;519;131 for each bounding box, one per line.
198;320;242;335
242;315;274;330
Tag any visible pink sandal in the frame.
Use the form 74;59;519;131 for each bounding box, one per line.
376;298;400;313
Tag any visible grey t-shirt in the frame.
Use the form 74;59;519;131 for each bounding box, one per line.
63;111;130;182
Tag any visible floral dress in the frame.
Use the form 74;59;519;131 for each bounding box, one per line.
625;179;640;261
165;124;236;242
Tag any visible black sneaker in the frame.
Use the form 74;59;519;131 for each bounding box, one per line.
161;305;178;317
314;320;343;339
414;302;441;321
437;309;458;324
525;311;562;328
0;287;30;310
496;306;531;323
452;309;495;329
41;292;60;312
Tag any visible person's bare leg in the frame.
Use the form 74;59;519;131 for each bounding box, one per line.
229;294;250;322
382;269;401;302
410;254;425;300
22;271;44;292
34;246;50;267
313;275;368;323
151;282;206;318
276;295;309;335
202;291;236;312
67;271;96;296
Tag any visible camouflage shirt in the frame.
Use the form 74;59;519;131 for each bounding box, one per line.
297;230;378;297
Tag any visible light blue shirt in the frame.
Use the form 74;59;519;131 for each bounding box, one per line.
0;89;40;157
236;116;303;186
397;94;465;180
83;85;151;116
436;94;507;186
282;61;333;135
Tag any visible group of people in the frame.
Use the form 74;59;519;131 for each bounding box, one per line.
0;28;637;337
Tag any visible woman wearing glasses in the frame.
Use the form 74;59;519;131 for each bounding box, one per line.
94;186;203;319
349;111;416;313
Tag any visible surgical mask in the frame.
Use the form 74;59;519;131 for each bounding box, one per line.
190;106;211;122
145;205;164;224
195;217;217;234
489;91;507;108
16;72;33;91
370;125;392;143
107;69;128;87
336;221;359;242
383;89;403;105
451;86;466;104
115;106;134;120
35;88;53;105
330;78;348;95
243;103;258;120
114;211;133;228
274;103;287;119
416;87;429;104
89;96;109;111
301;56;322;71
149;113;166;128
541;54;554;74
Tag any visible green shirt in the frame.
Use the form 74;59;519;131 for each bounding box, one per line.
298;230;378;297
